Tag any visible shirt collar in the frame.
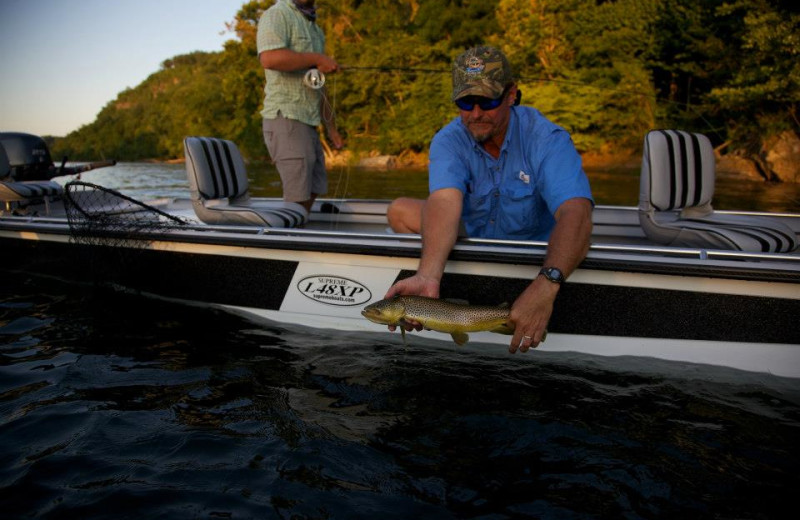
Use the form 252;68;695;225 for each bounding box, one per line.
290;0;317;22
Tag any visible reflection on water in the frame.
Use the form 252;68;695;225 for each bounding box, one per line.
57;161;800;213
2;275;799;518
55;162;189;201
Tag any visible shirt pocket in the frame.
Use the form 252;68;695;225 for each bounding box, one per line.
464;182;494;226
498;184;539;238
293;35;314;53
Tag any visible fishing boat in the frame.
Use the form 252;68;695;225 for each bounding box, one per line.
2;132;799;378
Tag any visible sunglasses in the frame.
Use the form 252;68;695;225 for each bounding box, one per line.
456;94;505;112
454;94;505;112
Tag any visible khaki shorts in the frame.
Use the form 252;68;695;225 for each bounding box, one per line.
262;115;327;202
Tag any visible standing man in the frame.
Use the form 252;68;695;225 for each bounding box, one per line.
257;0;343;213
385;46;593;354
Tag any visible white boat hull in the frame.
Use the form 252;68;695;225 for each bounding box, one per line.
2;198;799;378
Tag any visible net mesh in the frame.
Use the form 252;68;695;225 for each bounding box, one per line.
64;181;188;248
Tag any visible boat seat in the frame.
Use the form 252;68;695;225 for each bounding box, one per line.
0;180;64;215
0;146;63;215
638;129;798;252
184;136;307;227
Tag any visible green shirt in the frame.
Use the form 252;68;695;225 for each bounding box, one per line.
257;0;326;126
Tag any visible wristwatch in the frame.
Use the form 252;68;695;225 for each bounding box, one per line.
539;266;565;284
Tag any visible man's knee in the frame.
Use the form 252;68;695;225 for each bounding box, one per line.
387;197;423;233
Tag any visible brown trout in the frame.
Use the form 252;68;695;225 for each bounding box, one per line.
361;295;514;345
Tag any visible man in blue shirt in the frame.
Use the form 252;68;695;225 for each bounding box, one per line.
385;46;593;353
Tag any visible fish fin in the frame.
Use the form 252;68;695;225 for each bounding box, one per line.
443;298;470;306
489;320;515;335
451;332;469;345
490;325;514;335
498;302;509;308
400;327;407;346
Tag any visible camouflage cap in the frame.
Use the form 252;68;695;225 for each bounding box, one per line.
452;46;513;102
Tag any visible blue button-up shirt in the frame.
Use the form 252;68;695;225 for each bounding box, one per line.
429;106;593;240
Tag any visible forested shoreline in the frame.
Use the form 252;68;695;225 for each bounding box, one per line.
52;0;799;181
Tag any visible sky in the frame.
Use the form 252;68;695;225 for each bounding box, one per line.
0;0;248;137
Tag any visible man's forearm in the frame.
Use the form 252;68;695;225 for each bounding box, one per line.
259;48;325;72
542;198;593;279
417;189;462;282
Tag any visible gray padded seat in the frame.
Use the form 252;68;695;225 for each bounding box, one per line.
184;136;307;227
0;143;63;215
638;129;798;252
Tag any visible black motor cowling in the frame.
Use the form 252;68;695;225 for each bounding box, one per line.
0;132;56;181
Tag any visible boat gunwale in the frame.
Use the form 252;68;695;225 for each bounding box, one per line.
2;214;799;285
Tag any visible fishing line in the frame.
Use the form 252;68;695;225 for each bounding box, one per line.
342;65;693;115
315;72;350;224
308;64;722;139
309;64;661;103
328;65;709;112
342;65;449;74
305;64;723;208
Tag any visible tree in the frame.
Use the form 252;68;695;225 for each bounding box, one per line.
708;0;800;152
50;0;799;174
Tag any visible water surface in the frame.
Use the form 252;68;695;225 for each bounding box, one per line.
64;160;800;212
5;161;798;518
2;275;799;518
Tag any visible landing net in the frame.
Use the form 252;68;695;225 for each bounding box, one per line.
64;180;187;249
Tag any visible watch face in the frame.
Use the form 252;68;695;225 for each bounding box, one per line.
542;267;563;283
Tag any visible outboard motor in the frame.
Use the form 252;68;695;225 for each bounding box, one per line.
0;132;56;181
0;132;116;181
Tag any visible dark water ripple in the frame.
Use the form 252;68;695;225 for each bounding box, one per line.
1;273;799;519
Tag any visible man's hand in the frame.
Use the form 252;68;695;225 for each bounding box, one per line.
507;276;559;353
506;197;591;354
383;274;440;332
326;126;344;150
382;188;461;333
315;54;339;74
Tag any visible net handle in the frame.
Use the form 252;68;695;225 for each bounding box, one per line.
65;180;186;225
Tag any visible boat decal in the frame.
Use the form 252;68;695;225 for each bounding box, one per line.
280;263;400;317
296;275;373;307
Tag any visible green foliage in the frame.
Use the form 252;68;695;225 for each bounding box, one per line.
52;0;799;162
315;0;464;153
708;0;800;151
413;0;500;48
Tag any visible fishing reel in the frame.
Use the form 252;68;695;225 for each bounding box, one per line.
303;68;326;89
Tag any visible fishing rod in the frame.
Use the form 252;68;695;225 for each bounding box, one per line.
304;64;720;138
306;64;654;100
303;65;447;89
342;65;449;74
